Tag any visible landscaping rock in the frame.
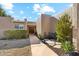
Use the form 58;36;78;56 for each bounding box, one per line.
64;51;79;56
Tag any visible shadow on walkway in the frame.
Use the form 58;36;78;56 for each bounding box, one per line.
41;41;65;56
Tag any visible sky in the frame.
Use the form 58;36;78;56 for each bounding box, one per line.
0;3;73;22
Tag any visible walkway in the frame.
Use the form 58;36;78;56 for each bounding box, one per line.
29;35;58;56
29;34;41;44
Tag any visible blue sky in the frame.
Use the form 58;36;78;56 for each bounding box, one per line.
0;3;73;22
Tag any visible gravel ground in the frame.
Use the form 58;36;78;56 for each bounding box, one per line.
0;35;40;56
0;39;30;50
0;46;32;56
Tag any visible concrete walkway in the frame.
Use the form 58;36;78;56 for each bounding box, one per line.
29;34;41;44
29;35;58;56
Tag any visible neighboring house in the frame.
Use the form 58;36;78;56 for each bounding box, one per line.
0;17;36;39
13;20;36;34
36;14;58;36
13;20;27;30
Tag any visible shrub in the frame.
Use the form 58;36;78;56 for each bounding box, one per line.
56;14;74;53
56;14;72;43
61;41;74;53
4;30;29;39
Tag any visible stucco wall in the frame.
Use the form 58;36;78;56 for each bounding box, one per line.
0;17;14;30
75;3;79;51
0;17;14;39
42;14;50;35
36;16;42;35
49;17;58;33
67;4;79;51
36;14;58;36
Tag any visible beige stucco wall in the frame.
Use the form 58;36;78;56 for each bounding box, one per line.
36;14;58;36
49;17;58;33
0;17;14;30
41;14;50;35
67;4;79;51
73;3;79;51
36;16;42;35
0;17;14;39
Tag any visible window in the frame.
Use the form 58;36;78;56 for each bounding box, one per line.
15;25;19;29
19;25;24;29
15;24;24;30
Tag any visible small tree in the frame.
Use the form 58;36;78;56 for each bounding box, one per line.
0;6;7;16
56;14;74;52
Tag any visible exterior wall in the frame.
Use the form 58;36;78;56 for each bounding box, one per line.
73;3;79;51
0;17;14;38
13;21;27;30
36;16;42;35
55;5;77;28
27;22;36;26
36;14;58;36
55;7;73;24
49;17;58;33
0;17;14;30
72;4;78;51
42;14;50;35
65;4;79;51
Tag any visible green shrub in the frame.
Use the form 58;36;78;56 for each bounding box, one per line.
61;41;74;53
4;30;29;39
56;14;72;43
56;14;74;53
